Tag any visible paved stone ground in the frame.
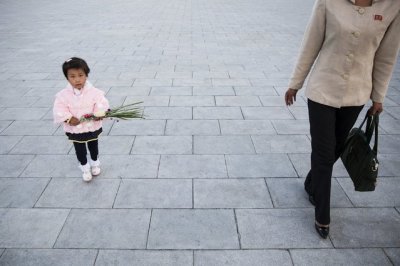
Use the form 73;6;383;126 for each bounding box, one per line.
0;0;399;265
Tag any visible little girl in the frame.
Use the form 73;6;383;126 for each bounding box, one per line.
53;57;109;182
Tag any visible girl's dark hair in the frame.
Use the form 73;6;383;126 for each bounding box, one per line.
62;57;90;78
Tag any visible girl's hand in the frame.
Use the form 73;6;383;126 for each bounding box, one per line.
285;88;298;106
368;102;383;115
69;117;80;126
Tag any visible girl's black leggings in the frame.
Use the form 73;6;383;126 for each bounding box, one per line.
73;140;99;165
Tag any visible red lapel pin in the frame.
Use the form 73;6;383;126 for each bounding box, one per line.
374;15;383;21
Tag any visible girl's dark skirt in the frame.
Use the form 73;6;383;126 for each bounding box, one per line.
66;128;102;143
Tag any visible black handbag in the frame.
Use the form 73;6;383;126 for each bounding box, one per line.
341;114;379;192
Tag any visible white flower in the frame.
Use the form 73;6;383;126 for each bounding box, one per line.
94;111;106;117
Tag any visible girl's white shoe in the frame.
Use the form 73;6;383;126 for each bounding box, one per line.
80;163;92;182
89;158;101;176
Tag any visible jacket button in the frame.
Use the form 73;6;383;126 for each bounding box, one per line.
358;8;365;14
352;31;360;38
342;74;349;80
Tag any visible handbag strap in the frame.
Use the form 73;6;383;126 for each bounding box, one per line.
372;114;379;153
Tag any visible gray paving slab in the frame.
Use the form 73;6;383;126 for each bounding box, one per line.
170;96;215;106
337;177;400;207
193;107;243;120
150;86;192;96
384;248;400;265
0;178;49;208
108;120;166;136
330;208;400;247
379;135;400;154
96;155;160;178
0;208;69;248
165;120;220;135
0;249;97;266
0;155;34;177
20;155;82;178
114;179;192;208
272;119;310;134
252;135;311;153
143;107;192;119
107;86;151;96
174;79;212;87
260;95;307;107
194;179;273;208
125;96;169;106
148;209;239;249
267;178;353;208
0;97;39;108
36;178;120;208
215;96;261;106
0;121;12;133
88;136;134;154
194;250;292;266
0;136;22;154
386;106;400;119
219;120;275;135
290;248;392;266
241;107;293;120
54;209;151;249
0;107;49;120
226;154;298;178
10;136;72;155
131;136;192;154
193;86;235;96
159;155;227;178
96;250;193;266
0;121;59;135
233;86;278;96
194;136;255;154
236;208;332;248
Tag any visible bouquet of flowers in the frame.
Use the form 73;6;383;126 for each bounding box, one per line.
80;102;143;122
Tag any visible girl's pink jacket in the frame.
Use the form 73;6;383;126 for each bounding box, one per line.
53;81;109;134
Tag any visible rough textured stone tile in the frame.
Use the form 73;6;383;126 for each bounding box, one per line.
330;208;400;247
143;107;192;119
0;121;58;135
0;136;22;154
215;96;261;106
131;136;192;154
96;250;193;266
338;178;400;207
194;136;255;154
0;178;49;207
220;120;275;135
194;107;243;119
194;250;292;266
36;178;120;208
0;107;49;120
55;209;151;249
266;178;352;208
242;107;293;119
165;120;220;135
169;96;215;106
384;248;400;266
107;86;151;96
10;136;71;154
148;209;239;249
193;86;235;96
114;179;192;208
0;155;34;177
0;208;69;248
272;120;310;134
290;249;392;266
150;86;192;96
194;179;272;208
159;155;227;178
0;249;97;266
252;135;311;153
226;154;297;177
124;96;169;106
233;86;278;96
236;209;333;248
109;120;166;136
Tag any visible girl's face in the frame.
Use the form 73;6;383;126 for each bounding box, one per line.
67;68;87;89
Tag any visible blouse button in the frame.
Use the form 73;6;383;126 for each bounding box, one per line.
358;8;365;14
352;31;360;38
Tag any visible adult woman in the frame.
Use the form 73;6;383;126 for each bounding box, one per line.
285;0;400;238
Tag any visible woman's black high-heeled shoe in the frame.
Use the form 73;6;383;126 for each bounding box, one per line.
315;222;329;239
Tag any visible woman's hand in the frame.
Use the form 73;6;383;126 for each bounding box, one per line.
69;116;80;126
285;88;298;106
368;102;383;115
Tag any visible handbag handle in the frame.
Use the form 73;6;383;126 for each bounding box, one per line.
360;113;379;153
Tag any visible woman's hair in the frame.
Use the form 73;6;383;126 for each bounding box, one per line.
62;57;90;78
